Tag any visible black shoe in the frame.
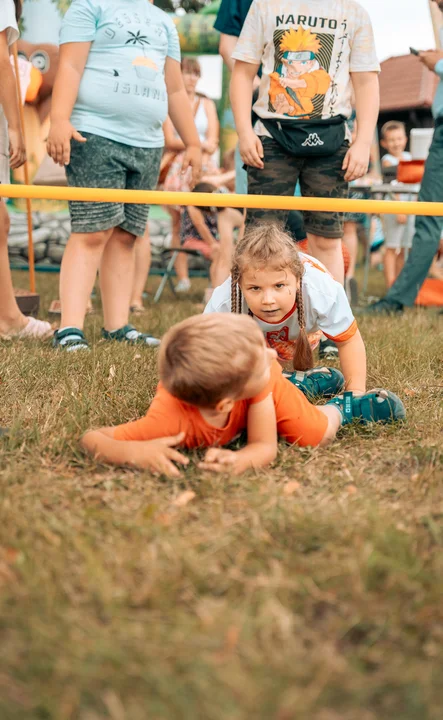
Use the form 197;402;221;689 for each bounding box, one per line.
319;338;339;359
356;298;404;316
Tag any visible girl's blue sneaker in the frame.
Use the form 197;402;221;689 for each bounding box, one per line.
326;389;406;425
285;367;345;399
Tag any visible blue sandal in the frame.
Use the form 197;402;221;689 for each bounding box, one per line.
101;324;160;347
326;389;406;425
286;366;345;399
52;327;90;351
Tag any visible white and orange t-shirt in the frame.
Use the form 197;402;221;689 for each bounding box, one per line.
113;360;328;448
204;252;358;364
232;0;379;137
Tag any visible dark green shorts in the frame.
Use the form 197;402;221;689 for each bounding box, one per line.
247;136;350;239
66;133;162;238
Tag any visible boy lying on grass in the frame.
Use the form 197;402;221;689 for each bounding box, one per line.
81;314;405;477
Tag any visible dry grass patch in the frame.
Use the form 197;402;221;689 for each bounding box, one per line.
0;270;442;720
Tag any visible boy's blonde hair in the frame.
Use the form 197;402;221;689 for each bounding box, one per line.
380;121;406;139
231;222;314;371
159;313;265;407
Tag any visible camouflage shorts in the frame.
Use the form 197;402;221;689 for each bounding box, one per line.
66;133;162;238
247;136;350;239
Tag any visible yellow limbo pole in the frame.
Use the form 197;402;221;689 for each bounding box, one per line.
11;45;36;294
1;184;443;217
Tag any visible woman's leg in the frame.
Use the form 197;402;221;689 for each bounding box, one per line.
130;225;151;309
59;228;113;330
395;249;405;281
168;208;189;284
0;201;28;334
99;227;138;331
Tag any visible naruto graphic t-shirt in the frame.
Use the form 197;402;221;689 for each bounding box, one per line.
232;0;379;135
60;0;181;148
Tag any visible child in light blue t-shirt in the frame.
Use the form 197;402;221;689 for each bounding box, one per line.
47;0;202;352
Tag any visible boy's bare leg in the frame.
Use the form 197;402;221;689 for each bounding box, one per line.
59;228;113;330
130;226;151;309
342;221;358;278
99;227;137;331
383;248;397;289
0;201;27;334
317;405;342;446
307;233;345;284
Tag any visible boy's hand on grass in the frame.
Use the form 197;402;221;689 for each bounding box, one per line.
181;145;202;189
198;448;241;474
342;140;370;182
136;433;189;478
47;120;86;166
8;128;26;170
238;130;264;170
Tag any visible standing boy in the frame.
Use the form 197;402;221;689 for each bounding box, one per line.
47;0;201;351
380;121;414;288
230;1;380;285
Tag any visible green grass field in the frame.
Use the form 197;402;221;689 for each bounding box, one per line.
1;269;443;720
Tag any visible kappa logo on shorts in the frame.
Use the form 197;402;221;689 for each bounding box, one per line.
301;133;325;147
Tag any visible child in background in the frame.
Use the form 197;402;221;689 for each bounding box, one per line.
230;0;380;284
205;223;367;396
47;0;201;351
380;121;414;288
81;313;405;477
180;182;244;293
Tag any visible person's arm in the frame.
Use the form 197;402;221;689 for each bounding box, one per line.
336;329;366;394
0;30;25;169
219;33;261;89
219;33;237;72
187;206;218;248
165;57;202;188
163;115;185;152
81;428;189;477
230;60;263;168
419;50;443;74
46;42;90;166
344;72;379;182
201;97;219;155
198;394;277;475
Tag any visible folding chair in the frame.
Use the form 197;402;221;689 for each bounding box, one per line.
153;247;210;303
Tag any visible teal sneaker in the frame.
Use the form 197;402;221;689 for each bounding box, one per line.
52;327;90;351
326;389;406;425
286;367;344;399
101;324;160;347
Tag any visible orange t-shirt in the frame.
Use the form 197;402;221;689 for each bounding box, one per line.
113;361;328;448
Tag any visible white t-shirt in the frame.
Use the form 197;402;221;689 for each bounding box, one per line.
204;252;357;364
232;0;380;137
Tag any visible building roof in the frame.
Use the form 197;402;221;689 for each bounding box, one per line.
379;54;440;112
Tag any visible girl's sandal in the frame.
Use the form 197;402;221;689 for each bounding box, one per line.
326;389;406;425
286;367;345;399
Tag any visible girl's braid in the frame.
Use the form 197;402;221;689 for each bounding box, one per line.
293;276;314;371
230;266;242;314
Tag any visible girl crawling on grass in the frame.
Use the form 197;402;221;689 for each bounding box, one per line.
204;222;367;398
